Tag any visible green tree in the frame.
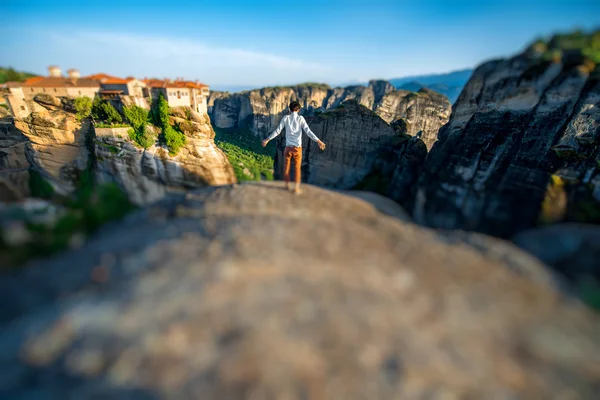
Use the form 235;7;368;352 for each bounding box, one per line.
123;105;154;148
91;98;123;124
127;127;155;149
156;93;186;155
74;97;93;121
123;105;149;131
5;67;20;82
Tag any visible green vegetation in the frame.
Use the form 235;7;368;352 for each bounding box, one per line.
156;93;186;155
0;103;8;109
94;122;130;128
1;167;135;268
0;66;36;84
28;169;55;199
91;97;123;124
127;127;155;149
73;96;93;121
578;277;600;311
214;127;275;181
123;104;149;131
295;82;331;90
95;140;120;154
533;29;600;65
123;105;155;149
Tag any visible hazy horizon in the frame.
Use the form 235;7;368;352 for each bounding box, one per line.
2;0;600;88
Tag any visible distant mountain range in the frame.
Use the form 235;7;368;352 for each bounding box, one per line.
389;69;473;103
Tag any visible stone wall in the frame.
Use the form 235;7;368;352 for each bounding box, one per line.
66;87;98;99
21;86;98;100
4;94;30;120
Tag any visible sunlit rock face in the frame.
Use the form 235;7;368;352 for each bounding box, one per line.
208;81;451;148
0;95;236;205
95;107;236;205
416;41;600;238
0;95;92;199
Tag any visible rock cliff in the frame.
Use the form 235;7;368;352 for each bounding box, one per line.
1;182;598;399
0;95;236;205
1;95;92;199
208;80;450;149
0;117;32;201
416;32;600;237
95;107;235;205
272;101;427;212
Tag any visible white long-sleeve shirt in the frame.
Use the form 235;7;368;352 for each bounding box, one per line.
266;112;321;147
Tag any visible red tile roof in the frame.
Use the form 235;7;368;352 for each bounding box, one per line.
143;79;208;89
22;77;100;88
102;78;129;84
23;76;44;85
85;73;121;81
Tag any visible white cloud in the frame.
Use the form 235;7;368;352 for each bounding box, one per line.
46;30;333;85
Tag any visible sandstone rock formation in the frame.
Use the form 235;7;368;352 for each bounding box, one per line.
1;182;599;399
0;95;92;199
416;34;600;237
272;101;428;212
0;95;236;205
95;107;236;205
208;81;450;149
374;88;450;148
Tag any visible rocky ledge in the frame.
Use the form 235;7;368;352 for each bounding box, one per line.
0;182;598;399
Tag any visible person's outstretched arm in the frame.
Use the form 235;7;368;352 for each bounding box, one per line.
301;116;326;150
262;117;286;147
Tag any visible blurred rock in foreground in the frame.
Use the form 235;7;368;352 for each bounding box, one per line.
1;182;599;399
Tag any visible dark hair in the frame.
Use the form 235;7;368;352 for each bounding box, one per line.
289;101;301;112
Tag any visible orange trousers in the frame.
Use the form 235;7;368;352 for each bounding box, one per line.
283;146;302;184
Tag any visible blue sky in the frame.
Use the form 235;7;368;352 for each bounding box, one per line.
1;0;599;90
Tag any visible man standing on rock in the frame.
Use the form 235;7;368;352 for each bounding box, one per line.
262;101;326;194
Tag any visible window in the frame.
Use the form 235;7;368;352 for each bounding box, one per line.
42;88;46;92
78;91;82;95
20;106;25;110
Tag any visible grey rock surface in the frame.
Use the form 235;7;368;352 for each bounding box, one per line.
272;101;428;212
1;182;599;399
0;117;32;201
513;223;600;282
416;43;600;237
